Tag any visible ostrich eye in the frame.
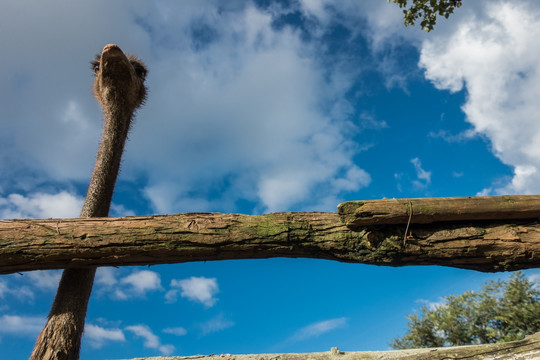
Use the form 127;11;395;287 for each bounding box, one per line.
132;63;147;80
91;59;100;74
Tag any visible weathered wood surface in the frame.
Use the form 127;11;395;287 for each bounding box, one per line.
338;195;540;226
1;211;539;274
120;331;540;360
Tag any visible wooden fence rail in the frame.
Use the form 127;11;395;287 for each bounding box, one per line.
2;195;540;274
123;332;540;360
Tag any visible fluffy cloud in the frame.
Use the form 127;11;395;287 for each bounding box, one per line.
0;276;39;302
0;190;134;220
0;0;151;188
95;267;119;287
419;1;540;195
96;268;162;300
131;3;370;213
0;315;45;336
125;324;175;355
26;270;62;291
84;324;125;349
0;0;373;216
120;270;163;294
0;271;69;303
0;191;83;219
167;276;219;307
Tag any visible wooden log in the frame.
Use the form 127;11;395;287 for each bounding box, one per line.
1;211;540;274
120;331;540;360
338;195;540;226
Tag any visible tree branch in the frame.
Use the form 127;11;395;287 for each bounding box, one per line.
1;211;539;274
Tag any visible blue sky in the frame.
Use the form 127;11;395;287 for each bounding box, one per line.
1;0;540;358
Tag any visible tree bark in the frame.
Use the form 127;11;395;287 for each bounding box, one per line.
338;195;540;226
1;211;539;274
119;331;540;360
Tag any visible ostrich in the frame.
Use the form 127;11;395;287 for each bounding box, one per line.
30;44;148;360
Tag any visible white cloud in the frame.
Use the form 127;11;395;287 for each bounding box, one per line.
169;276;218;307
0;1;381;216
124;3;370;213
419;1;540;195
84;324;125;349
199;314;235;336
288;317;347;342
299;0;332;25
410;157;432;190
0;277;35;302
0;315;45;336
8;286;35;302
299;0;410;49
112;289;129;301
0;191;83;219
0;189;132;221
411;158;431;183
164;289;179;304
96;269;162;300
332;167;372;193
125;324;175;355
110;204;136;217
14;287;35;301
95;267;118;287
163;327;187;336
119;270;163;297
299;0;427;92
0;1;150;188
26;270;62;291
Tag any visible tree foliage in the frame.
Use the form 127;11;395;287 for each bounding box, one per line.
389;0;463;32
391;271;540;349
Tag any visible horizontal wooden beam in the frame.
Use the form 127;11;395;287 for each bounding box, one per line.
1;211;539;274
122;331;540;360
338;195;540;226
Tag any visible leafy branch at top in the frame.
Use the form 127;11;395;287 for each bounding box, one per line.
389;0;463;32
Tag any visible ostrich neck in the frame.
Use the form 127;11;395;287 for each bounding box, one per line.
29;45;145;360
80;105;133;218
28;101;137;360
